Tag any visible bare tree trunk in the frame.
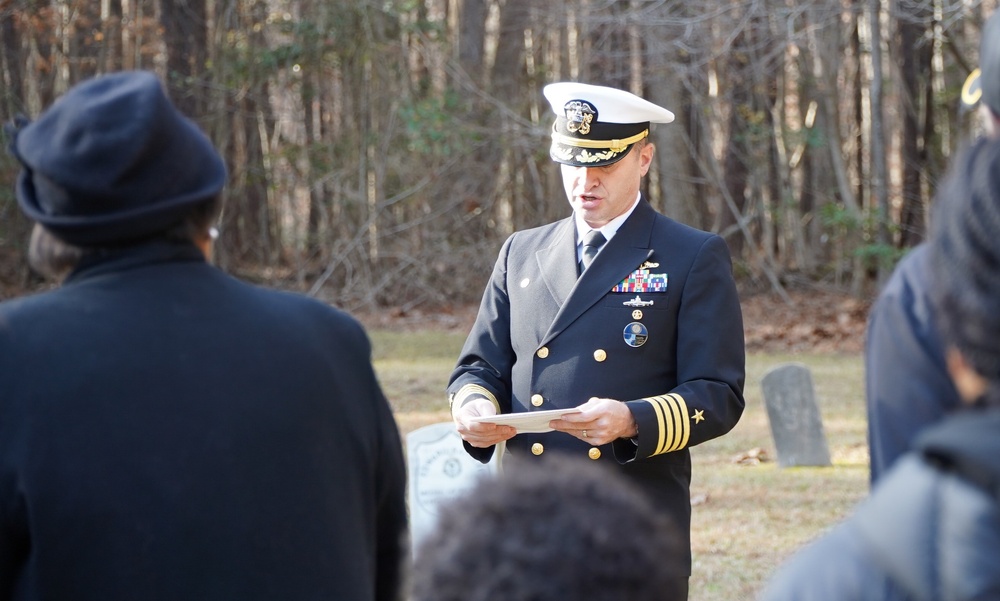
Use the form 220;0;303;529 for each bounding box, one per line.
64;2;101;81
489;0;530;232
160;0;208;118
644;9;698;227
299;0;327;263
209;0;275;266
120;0;141;70
727;7;778;263
99;0;124;73
869;0;891;286
895;0;932;248
851;9;866;220
718;24;751;256
587;0;629;88
0;8;25;117
458;0;487;84
237;94;275;265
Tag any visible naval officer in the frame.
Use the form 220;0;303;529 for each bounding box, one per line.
447;81;746;599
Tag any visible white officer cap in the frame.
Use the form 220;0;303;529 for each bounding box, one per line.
543;82;675;167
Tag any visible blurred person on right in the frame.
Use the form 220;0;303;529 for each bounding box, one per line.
410;455;685;601
866;9;1000;482
760;138;1000;601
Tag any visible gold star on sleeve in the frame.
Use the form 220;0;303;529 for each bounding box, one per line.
691;409;705;423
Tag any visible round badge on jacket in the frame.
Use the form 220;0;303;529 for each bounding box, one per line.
623;322;648;347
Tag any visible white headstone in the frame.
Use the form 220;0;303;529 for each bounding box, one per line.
406;422;498;552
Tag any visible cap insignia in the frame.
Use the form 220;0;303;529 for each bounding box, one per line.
564;100;596;135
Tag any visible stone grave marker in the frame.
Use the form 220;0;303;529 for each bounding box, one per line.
760;362;832;468
406;422;499;553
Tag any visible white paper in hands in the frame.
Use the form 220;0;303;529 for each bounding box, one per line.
469;408;582;434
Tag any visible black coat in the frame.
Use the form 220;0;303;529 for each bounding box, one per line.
448;198;746;574
0;241;407;601
866;244;961;482
760;409;1000;601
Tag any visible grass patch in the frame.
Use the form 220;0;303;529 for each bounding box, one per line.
684;353;867;600
371;330;868;601
369;329;466;417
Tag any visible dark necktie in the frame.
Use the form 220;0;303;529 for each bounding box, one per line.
580;229;607;273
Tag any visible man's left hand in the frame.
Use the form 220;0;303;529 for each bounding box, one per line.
549;397;638;445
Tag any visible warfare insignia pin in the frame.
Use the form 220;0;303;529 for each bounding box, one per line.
639;261;660;270
623;296;654;308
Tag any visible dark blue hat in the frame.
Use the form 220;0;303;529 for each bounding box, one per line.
8;70;226;246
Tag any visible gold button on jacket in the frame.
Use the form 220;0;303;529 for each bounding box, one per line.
593;349;607;362
536;346;549;358
588;447;601;460
531;443;544;455
530;394;544;407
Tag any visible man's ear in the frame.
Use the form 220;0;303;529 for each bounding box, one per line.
638;142;654;176
946;346;988;404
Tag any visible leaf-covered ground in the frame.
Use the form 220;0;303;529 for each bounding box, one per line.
741;290;868;354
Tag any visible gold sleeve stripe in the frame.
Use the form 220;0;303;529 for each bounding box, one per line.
666;393;691;452
658;396;676;454
660;395;681;454
648;396;668;454
451;384;501;414
641;394;691;455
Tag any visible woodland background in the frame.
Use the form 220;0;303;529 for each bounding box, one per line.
0;0;997;312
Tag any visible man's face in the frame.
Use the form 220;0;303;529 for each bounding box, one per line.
560;142;654;228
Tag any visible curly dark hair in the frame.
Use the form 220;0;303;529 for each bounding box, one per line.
929;137;1000;407
409;454;684;601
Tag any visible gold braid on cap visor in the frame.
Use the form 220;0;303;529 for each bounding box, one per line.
551;129;649;153
963;68;983;106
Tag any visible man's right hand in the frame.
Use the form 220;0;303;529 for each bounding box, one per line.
453;398;517;448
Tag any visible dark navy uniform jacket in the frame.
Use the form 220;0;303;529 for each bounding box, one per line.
866;244;960;483
448;198;746;574
0;241;407;601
